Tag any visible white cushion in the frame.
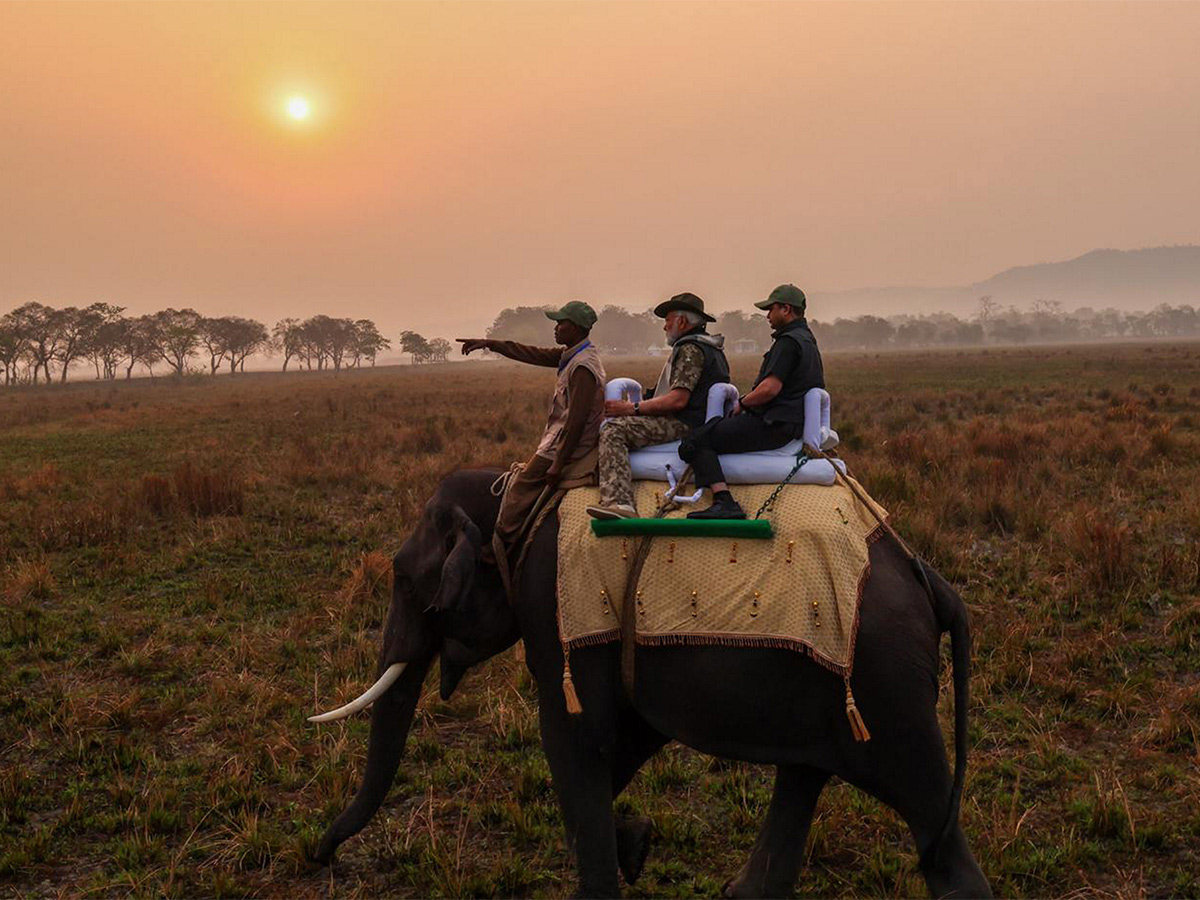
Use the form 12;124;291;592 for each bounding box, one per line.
605;379;844;486
629;441;846;485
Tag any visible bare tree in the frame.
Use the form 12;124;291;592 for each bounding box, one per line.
976;295;999;327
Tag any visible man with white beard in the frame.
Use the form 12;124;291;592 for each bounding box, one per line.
587;293;729;520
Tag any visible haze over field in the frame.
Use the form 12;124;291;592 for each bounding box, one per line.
2;1;1199;337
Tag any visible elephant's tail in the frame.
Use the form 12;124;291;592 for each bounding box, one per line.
920;560;971;870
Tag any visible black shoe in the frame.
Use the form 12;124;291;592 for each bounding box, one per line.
686;496;746;520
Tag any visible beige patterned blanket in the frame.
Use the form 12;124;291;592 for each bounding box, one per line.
556;480;888;676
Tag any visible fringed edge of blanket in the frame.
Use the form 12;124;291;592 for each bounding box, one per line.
555;516;891;745
632;631;848;679
562;628;621;651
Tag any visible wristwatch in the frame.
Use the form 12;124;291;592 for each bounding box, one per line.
633;401;641;416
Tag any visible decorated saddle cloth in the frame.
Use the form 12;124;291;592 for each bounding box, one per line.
556;480;888;677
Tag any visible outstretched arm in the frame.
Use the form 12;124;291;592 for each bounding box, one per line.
456;338;561;368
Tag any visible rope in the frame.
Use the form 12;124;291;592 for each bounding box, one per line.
511;486;564;594
490;461;525;497
620;465;694;698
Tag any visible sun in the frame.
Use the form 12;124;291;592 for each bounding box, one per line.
286;96;311;121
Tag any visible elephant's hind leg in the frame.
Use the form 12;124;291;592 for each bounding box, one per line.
723;764;829;899
848;723;992;899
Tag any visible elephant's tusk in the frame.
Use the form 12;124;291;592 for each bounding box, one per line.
308;663;407;723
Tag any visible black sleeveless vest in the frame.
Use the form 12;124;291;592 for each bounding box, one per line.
672;332;731;428
756;321;824;426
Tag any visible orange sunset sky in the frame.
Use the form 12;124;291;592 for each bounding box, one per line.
2;1;1199;338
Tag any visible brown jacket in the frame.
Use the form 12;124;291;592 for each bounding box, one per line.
486;338;606;483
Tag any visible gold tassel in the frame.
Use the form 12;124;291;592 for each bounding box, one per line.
562;650;583;715
844;678;871;742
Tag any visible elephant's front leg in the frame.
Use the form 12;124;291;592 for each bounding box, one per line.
724;764;829;899
538;694;622;898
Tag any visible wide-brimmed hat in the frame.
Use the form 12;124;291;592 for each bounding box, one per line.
753;284;806;313
544;300;598;329
653;292;716;323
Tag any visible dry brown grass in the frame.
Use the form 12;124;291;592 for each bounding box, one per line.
339;551;393;606
173;460;246;517
3;557;56;602
1;343;1199;898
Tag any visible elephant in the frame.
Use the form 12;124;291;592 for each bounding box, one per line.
307;467;992;899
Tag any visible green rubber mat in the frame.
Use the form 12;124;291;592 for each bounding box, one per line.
589;517;774;539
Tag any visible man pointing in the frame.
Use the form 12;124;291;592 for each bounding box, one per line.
457;301;605;564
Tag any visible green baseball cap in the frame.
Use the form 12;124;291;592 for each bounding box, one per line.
545;300;598;330
754;284;807;313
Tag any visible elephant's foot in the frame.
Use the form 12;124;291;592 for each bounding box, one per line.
919;825;993;899
722;853;805;899
722;872;800;899
723;873;786;900
615;815;652;885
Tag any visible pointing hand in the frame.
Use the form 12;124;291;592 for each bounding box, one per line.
456;338;489;356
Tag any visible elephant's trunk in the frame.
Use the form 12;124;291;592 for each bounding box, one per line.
311;651;435;865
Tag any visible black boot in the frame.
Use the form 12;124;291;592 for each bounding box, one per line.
687;490;746;520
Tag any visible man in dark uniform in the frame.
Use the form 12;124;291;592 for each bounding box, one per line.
679;283;824;519
588;292;729;519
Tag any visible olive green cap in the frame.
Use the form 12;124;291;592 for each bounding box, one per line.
545;300;598;330
754;284;807;313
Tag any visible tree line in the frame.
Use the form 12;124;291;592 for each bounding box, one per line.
5;296;1197;386
812;299;1200;351
0;302;454;386
484;299;1200;353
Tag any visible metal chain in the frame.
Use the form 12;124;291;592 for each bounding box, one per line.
753;453;808;520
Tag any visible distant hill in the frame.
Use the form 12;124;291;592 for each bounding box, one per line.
811;246;1200;318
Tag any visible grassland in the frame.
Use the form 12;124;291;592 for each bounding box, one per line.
2;343;1199;898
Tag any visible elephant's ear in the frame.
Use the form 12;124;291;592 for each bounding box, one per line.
428;503;481;613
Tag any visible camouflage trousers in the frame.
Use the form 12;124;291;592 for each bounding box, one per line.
598;416;690;509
